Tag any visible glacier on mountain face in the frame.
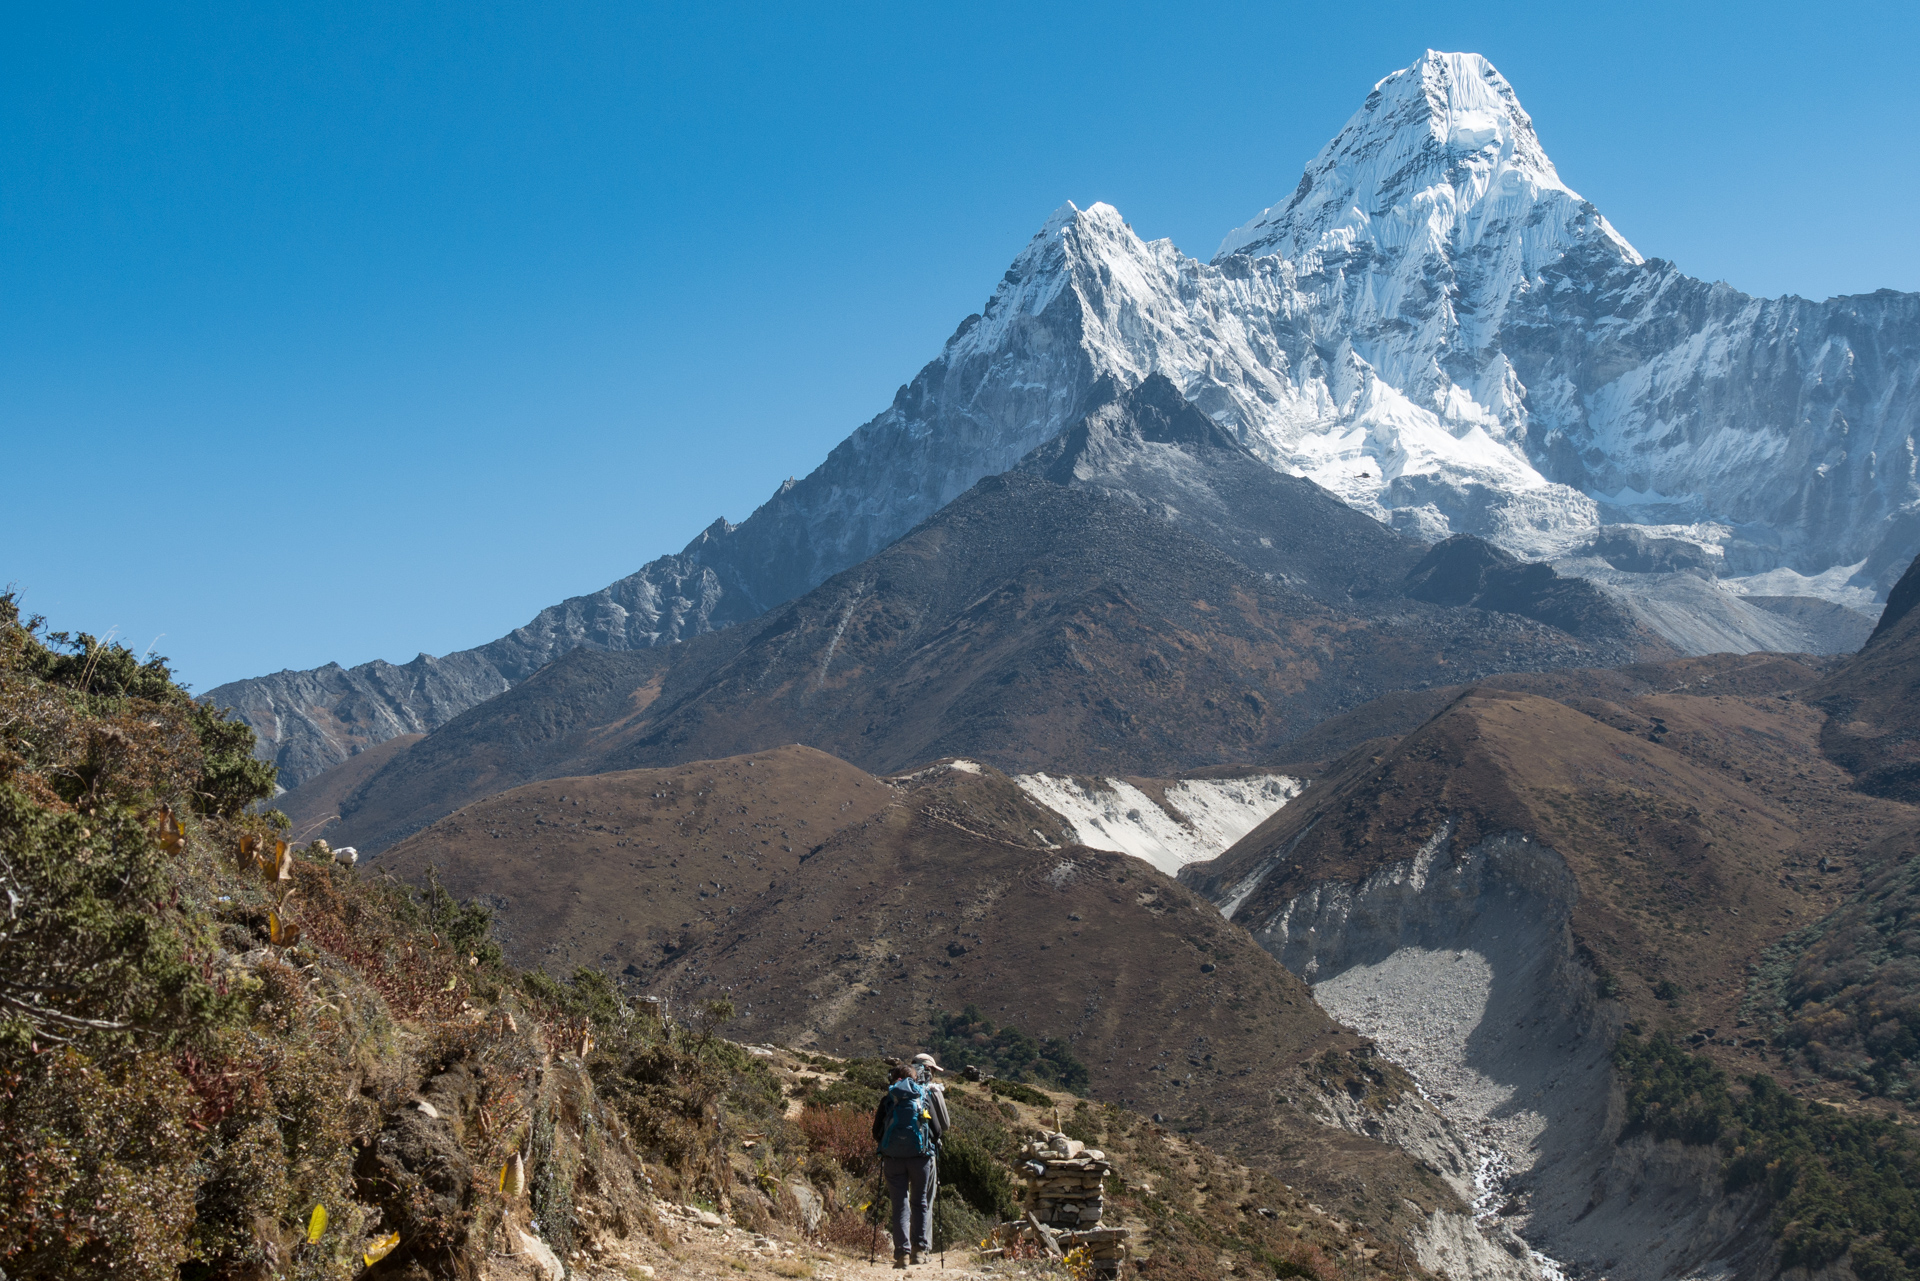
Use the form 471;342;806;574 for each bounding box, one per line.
213;48;1920;789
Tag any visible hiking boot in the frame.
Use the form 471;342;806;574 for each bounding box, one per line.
893;1250;909;1269
911;1251;930;1265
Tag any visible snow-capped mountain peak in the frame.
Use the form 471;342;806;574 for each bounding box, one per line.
216;49;1920;791
1216;50;1639;274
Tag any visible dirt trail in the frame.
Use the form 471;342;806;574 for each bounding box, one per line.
566;1201;1002;1281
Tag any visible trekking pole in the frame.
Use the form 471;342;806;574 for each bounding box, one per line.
869;1216;878;1265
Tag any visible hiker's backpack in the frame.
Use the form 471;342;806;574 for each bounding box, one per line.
879;1079;932;1158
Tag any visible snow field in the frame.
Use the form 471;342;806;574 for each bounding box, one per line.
1012;772;1302;876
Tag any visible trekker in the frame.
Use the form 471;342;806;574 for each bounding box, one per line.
910;1053;952;1215
911;1053;951;1126
872;1063;945;1266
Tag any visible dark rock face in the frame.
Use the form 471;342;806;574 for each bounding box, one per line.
1871;553;1920;645
205;552;731;790
1577;527;1717;576
1015;374;1428;606
1815;554;1920;801
1403;535;1641;642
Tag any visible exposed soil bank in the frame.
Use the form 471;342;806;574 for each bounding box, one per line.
1232;825;1774;1281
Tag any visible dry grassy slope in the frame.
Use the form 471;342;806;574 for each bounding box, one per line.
378;745;902;965
1189;676;1919;1085
311;470;1672;857
1256;652;1840;774
381;748;1463;1238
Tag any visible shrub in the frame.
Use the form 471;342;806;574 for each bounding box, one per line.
935;1128;1019;1220
797;1105;876;1176
928;1006;1088;1093
1618;1032;1920;1276
1615;1032;1733;1145
988;1078;1053;1108
0;1047;198;1280
0;595;533;1279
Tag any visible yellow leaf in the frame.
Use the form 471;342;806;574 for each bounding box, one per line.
500;1151;525;1198
363;1230;400;1265
307;1203;327;1243
443;975;458;992
154;806;186;855
269;910;301;948
275;839;294;881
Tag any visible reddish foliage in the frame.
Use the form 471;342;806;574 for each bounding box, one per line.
796;1105;875;1175
818;1207;882;1252
290;865;467;1022
173;1046;262;1133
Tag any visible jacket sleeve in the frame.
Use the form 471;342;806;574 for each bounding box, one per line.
872;1095;890;1146
927;1084;951;1139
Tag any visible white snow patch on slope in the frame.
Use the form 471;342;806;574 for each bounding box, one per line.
1728;559;1879;611
1012;773;1302;876
891;758;983;783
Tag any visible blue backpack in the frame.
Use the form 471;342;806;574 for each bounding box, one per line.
879;1078;932;1157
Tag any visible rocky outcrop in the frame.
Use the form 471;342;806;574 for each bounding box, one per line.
205;554;727;789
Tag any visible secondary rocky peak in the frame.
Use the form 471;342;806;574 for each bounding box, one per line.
1215;49;1639;270
1020;373;1244;486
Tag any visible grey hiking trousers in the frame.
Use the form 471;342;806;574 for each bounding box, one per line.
882;1152;936;1253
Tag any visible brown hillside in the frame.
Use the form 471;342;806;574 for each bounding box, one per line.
377;744;904;963
1189;680;1917;1080
1257;652;1840;772
380;747;1464;1235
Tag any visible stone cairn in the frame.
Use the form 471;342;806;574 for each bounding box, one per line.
989;1131;1129;1276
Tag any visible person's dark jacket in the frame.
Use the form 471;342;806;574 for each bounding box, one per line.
872;1081;949;1151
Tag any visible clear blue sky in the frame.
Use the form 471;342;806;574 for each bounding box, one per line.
7;0;1917;692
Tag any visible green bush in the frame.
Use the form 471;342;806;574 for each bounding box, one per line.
1617;1032;1920;1276
0;596;550;1280
987;1078;1053;1108
805;1078;885;1111
1615;1032;1733;1145
1757;852;1920;1104
839;1057;893;1090
936;1128;1020;1221
928;1005;1089;1093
